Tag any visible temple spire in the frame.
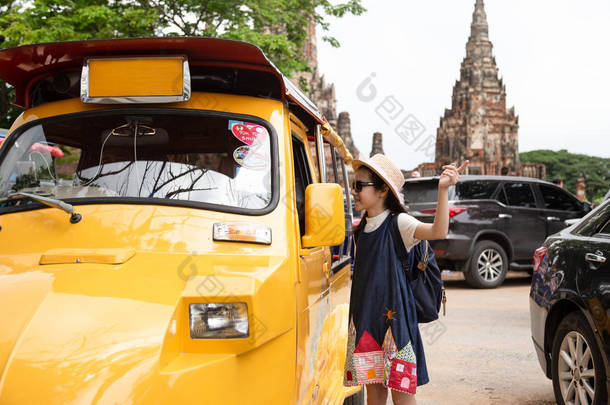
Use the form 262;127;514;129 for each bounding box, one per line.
466;0;492;59
469;0;489;42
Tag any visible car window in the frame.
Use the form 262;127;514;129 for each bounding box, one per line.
454;181;499;200
404;179;455;203
574;201;610;237
404;181;439;203
597;219;610;236
503;182;537;208
497;187;508;205
539;184;581;212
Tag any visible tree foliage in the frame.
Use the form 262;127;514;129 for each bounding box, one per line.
520;149;610;203
0;0;365;127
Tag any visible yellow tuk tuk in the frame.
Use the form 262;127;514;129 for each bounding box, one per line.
0;38;361;404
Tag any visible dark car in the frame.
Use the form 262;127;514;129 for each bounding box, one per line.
530;199;610;405
403;175;591;288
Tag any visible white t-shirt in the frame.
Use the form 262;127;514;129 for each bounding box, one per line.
363;209;421;252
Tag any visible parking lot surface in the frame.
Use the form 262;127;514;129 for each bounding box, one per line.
380;271;556;405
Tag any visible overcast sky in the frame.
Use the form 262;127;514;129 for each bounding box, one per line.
316;0;610;171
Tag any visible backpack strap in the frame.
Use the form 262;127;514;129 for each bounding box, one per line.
389;213;413;279
391;213;431;280
422;241;429;263
415;240;430;272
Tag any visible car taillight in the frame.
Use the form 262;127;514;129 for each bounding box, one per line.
533;246;548;274
449;207;467;217
420;207;467;218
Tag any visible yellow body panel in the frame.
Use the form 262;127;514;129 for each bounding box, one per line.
0;92;358;404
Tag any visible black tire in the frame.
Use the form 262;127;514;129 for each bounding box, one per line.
551;311;607;405
343;389;364;405
464;240;508;288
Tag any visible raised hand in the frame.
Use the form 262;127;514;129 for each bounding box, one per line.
439;161;469;189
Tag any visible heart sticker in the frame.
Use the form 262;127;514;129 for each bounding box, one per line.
231;121;268;145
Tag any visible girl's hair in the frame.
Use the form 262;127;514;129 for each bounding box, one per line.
352;166;407;241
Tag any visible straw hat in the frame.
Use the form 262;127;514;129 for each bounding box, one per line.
352;153;405;205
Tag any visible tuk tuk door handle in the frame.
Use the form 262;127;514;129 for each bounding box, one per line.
498;214;512;219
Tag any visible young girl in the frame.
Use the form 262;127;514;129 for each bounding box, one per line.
343;154;467;405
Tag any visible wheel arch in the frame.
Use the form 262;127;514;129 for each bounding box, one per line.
470;230;513;262
545;297;610;381
544;299;582;378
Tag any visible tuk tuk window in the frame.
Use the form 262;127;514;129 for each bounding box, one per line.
308;140;319;181
327;145;354;271
291;136;313;237
0;111;273;213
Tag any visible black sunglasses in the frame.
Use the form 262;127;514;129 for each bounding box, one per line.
351;180;376;192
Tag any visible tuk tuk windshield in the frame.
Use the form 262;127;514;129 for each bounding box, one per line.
0;111;273;211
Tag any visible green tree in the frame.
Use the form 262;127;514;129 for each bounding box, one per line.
520;149;610;203
0;0;365;127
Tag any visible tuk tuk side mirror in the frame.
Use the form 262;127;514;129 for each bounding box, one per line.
302;183;345;248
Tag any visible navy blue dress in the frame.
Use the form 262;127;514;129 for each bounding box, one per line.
343;214;429;394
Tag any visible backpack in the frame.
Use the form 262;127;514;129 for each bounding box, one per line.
389;214;446;323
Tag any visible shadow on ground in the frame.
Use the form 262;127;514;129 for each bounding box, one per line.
442;271;532;289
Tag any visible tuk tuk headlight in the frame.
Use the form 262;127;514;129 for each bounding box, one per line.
189;302;249;339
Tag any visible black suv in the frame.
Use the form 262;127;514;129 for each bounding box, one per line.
530;199;610;405
403;175;591;288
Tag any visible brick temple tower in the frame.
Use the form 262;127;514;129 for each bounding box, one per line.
435;0;520;175
370;132;385;157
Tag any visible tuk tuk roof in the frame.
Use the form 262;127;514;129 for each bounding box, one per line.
0;38;322;118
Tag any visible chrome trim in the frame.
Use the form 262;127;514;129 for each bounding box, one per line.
315;124;326;183
80;57;191;104
283;77;323;121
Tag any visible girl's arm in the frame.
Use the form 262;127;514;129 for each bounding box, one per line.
413;161;469;241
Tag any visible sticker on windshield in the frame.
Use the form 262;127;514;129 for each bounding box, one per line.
229;120;268;145
233;145;268;170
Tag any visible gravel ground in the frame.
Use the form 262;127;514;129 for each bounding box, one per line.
377;271;557;405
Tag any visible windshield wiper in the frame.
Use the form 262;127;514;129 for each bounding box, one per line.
4;192;82;224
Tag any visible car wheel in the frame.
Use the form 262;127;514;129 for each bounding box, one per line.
343;389;364;405
552;311;607;405
464;240;508;288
